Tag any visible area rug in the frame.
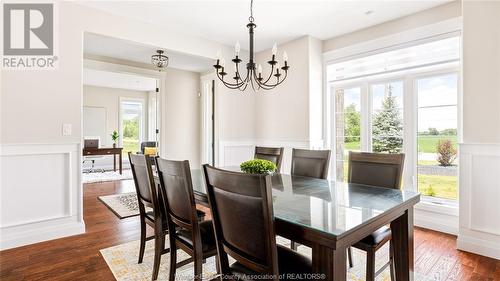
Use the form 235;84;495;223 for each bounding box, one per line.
101;236;425;281
83;169;133;184
98;192;151;219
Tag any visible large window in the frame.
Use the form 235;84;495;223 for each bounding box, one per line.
328;35;460;201
334;87;361;182
120;99;145;155
417;74;458;199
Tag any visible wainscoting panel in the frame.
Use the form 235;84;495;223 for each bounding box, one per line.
218;139;313;173
0;143;85;250
458;143;500;259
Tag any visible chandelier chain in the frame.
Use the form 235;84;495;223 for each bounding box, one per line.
249;0;254;23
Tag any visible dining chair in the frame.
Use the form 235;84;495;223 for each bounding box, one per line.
155;158;217;280
347;151;405;281
255;146;284;172
128;153;169;281
202;165;312;280
290;148;331;250
290;148;331;179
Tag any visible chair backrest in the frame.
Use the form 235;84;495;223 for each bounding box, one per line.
291;148;331;179
141;141;157;154
254;146;284;171
348;151;405;189
155;158;199;231
203;165;278;275
128;153;158;210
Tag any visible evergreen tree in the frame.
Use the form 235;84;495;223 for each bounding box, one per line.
372;85;403;153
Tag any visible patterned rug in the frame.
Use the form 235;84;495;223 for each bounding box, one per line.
83;169;133;184
98;192;151;219
100;236;425;281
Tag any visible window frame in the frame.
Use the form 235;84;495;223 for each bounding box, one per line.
118;96;147;154
329;66;460;204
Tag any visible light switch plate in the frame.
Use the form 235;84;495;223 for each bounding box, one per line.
62;123;72;136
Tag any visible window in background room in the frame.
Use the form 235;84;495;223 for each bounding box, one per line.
417;74;458;200
334;87;361;182
120;99;144;155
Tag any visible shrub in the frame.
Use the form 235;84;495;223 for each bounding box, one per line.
423;185;436;197
436;139;457;166
240;159;277;174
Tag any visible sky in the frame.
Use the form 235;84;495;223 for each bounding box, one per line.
340;73;458;133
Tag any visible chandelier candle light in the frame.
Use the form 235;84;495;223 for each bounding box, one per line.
213;0;290;91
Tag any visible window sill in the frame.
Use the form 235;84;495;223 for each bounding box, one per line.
415;196;458;216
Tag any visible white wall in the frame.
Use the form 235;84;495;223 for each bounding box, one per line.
163;68;202;167
255;37;310;141
458;1;500;260
83;85;149;147
0;2;251;250
323;1;461;53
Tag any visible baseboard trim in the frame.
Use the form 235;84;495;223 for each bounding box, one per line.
457;234;500;260
414;207;459;235
0;220;86;251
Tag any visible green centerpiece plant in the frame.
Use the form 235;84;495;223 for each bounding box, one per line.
240;159;277;174
110;130;119;148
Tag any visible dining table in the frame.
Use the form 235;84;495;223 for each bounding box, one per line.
157;168;420;281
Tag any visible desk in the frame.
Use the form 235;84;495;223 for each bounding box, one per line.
156;168;420;281
83;147;123;174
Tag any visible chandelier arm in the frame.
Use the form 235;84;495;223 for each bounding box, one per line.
253;66;284;90
253;70;276;90
262;64;276;84
216;70;246;88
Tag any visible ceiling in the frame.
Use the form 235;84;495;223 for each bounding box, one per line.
83;68;157;91
78;1;451;52
84;33;214;73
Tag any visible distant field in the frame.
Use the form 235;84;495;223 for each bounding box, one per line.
417;135;457;153
342;135;457;153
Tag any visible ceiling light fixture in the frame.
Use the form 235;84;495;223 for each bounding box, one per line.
151;50;169;71
213;0;289;91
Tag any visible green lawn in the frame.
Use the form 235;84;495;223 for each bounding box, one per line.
418;174;457;199
340;161;457;200
123;138;139;155
417;135;457;153
344;141;360;150
343;135;457;154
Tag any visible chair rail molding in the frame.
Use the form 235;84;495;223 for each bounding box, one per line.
218;139;317;173
457;142;500;260
0;142;85;250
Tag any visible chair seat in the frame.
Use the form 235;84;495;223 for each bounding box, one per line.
354;226;392;248
229;244;312;280
176;220;216;252
146;209;205;224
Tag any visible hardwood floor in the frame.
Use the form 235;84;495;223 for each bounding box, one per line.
1;179;499;280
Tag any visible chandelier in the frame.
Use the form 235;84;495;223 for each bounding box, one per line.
213;0;289;91
151;50;169;70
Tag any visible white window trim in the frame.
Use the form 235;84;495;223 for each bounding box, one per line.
118;97;147;153
323;21;462;226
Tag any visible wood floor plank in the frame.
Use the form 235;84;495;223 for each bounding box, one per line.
1;179;498;280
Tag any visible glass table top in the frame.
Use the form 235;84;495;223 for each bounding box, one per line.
187;168;420;238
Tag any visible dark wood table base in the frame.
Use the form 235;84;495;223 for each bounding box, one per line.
83;147;123;174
